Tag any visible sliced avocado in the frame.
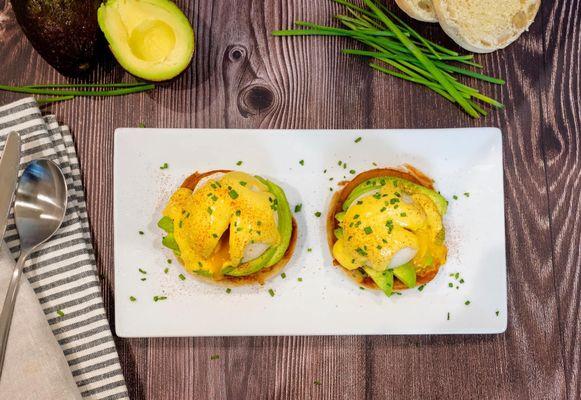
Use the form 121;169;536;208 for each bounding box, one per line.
343;177;448;216
335;211;346;222
162;233;179;252
98;0;195;81
393;262;417;289
11;0;101;76
157;216;174;233
223;177;292;277
363;267;394;297
192;269;212;278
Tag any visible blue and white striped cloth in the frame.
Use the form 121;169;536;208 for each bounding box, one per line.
0;98;128;400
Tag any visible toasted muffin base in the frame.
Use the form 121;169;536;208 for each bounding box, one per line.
174;170;297;286
326;165;444;291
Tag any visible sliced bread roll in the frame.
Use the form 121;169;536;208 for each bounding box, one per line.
432;0;541;53
395;0;438;23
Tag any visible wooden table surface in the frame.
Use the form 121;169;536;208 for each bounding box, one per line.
1;0;580;399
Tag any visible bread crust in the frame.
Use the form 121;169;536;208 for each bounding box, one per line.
395;0;438;23
175;170;297;286
326;166;444;291
432;0;541;53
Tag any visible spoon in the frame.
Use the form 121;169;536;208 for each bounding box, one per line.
0;159;67;379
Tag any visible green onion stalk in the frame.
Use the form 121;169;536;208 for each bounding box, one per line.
272;0;504;118
0;82;155;105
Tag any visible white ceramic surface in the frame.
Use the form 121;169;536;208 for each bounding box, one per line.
114;128;507;337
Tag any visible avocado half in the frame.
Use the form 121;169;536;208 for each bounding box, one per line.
159;170;297;286
327;166;448;294
98;0;195;81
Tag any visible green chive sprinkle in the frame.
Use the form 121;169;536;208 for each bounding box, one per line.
56;310;65;317
236;161;243;166
138;230;144;235
299;160;305;166
354;137;362;143
153;295;168;302
179;274;186;281
160;163;169;170
465;300;471;306
164;268;169;274
298;277;303;282
453;195;459;200
364;226;373;235
268;289;275;297
314;211;322;217
210;354;220;360
138;268;147;274
129;296;137;302
226;288;232;294
281;273;287;279
294;204;302;213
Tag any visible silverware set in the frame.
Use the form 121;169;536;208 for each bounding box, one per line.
0;132;68;380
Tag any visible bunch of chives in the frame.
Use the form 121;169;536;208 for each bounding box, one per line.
0;82;155;105
272;0;504;118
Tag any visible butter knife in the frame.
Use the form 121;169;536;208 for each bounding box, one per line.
0;132;21;239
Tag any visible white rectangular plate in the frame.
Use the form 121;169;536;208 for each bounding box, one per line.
114;128;507;337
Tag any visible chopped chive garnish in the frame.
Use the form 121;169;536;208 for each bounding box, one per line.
418;285;425;292
465;300;471;305
229;190;239;199
226;288;232;294
236;161;243;166
138;122;145;128
349;169;356;174
314;380;322;385
281;273;287;279
138;230;144;235
164;267;169;273
160;163;169;170
268;289;275;297
354;137;362;143
179;274;186;281
314;211;322;217
448;282;453;288
307;248;312;252
298;277;303;282
210;354;220;360
294;204;302;213
129;296;137;302
453;195;458;200
153;295;168;302
299;159;305;166
447;312;450;321
363;226;373;235
140;277;146;281
138;268;147;274
56;310;65;317
400;212;407;217
495;310;500;316
207;207;213;215
464;192;470;197
239;181;247;186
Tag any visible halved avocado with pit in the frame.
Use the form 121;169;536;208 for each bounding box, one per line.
98;0;195;81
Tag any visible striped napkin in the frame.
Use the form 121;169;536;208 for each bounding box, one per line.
0;98;129;400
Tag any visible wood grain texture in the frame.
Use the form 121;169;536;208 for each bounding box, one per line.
0;0;579;399
540;0;581;399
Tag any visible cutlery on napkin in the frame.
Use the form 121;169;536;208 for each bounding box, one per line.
0;98;129;399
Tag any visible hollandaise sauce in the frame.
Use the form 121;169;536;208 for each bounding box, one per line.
159;171;292;280
332;175;448;294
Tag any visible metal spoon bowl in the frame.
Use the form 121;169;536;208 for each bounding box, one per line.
0;159;67;378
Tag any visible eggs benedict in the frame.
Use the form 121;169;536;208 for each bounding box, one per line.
158;170;297;285
327;165;448;296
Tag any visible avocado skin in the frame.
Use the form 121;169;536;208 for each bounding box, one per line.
10;0;102;76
